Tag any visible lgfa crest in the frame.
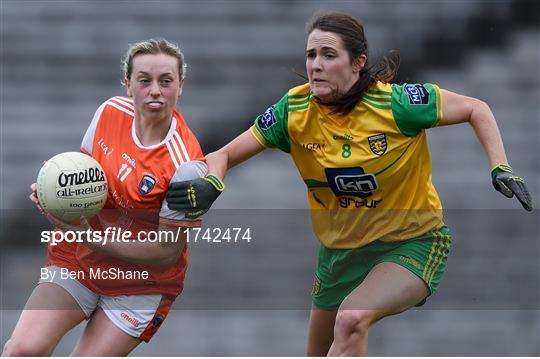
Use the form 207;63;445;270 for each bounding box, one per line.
368;133;387;156
139;174;157;195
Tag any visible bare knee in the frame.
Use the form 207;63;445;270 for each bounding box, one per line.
334;310;376;338
2;337;55;357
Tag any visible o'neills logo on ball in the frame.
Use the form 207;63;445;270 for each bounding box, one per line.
56;167;107;198
58;167;105;187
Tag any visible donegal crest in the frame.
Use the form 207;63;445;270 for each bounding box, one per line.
368;133;387;156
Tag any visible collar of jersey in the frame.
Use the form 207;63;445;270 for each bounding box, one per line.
314;101;349;127
131;116;177;150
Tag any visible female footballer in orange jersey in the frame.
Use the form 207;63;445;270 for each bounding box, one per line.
165;12;533;356
3;38;205;356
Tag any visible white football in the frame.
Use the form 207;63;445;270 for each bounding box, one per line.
36;152;108;223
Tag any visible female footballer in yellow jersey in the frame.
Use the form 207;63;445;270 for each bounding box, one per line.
166;11;533;356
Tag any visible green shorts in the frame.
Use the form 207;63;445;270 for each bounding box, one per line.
312;226;451;310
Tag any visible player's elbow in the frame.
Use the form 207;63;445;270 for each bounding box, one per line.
473;98;490;113
471;98;491;118
468;98;496;126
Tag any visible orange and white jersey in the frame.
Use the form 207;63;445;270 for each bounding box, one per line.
47;96;205;297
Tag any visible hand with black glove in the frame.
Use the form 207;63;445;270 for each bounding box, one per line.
166;175;225;219
491;163;533;211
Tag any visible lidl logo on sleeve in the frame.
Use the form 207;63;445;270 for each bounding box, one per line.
405;84;429;105
325;167;378;199
257;106;276;130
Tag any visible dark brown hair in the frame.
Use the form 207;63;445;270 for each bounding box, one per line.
306;11;400;115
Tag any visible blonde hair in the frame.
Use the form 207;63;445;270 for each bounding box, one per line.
121;38;187;82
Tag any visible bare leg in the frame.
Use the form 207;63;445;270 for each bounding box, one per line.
327;262;429;356
71;307;141;356
2;283;86;356
306;305;337;356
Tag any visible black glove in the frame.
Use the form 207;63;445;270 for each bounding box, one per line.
166;175;225;218
491;164;533;211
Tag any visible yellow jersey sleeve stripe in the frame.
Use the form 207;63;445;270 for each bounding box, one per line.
289;104;310;112
249;125;273;148
432;84;443;127
288;92;312;99
288;94;313;106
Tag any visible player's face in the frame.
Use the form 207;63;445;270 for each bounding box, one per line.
306;29;365;103
126;53;183;122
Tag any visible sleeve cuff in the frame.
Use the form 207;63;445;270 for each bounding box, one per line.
431;84;443;128
249;126;273;148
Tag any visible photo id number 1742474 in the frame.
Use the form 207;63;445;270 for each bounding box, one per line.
183;227;252;243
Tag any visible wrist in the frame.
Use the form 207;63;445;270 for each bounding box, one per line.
491;163;513;179
203;174;225;192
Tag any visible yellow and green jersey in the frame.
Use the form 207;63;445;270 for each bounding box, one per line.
250;81;445;249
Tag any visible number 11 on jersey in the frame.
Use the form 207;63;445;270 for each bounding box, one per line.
117;163;133;182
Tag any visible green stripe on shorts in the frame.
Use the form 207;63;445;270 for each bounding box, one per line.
312;226;452;310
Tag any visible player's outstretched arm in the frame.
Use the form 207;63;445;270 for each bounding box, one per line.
167;130;264;212
209;129;266;178
437;89;533;211
44;212;187;265
87;224;187;265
